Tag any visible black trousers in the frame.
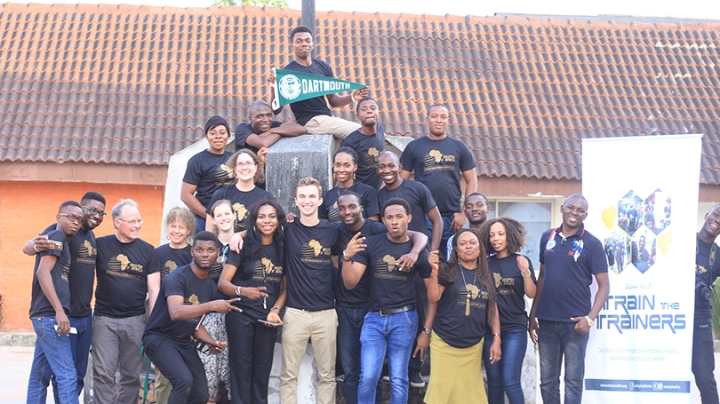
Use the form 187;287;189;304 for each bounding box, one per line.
143;333;209;404
226;310;278;404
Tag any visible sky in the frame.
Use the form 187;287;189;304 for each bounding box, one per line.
5;0;720;20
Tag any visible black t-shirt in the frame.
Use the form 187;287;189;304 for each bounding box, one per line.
433;266;490;348
234;121;282;154
226;243;284;320
319;182;380;223
95;235;161;318
488;254;536;331
41;224;97;317
283;59;334;126
399;136;476;215
339;125;386;189
285;220;338;311
377;180;437;236
695;236;720;320
334;220;388;308
205;186;274;233
29;230;72;318
144;265;216;347
182;150;235;212
354;234;431;311
155;244;192;282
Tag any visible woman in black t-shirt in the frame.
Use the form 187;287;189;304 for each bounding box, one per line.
218;198;287;404
319;147;380;223
424;229;500;404
478;217;537;404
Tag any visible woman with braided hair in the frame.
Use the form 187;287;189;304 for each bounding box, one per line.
478;216;537;404
423;228;500;404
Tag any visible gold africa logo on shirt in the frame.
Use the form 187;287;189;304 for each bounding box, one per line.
233;203;247;223
187;294;200;305
79;240;97;257
261;257;283;274
165;260;178;273
494;272;502;289
108;254;144;273
423;150;456;171
216;164;236;186
382;255;396;271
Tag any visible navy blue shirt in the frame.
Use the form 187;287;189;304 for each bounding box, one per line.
155;244;192;282
234;121;282;155
205;186;274;233
319;182;380;223
377;179;436;236
535;224;608;322
488;253;536;331
339;125;386;189
29;230;72;318
283;59;334;126
182;150;235;212
335;220;388;308
434;267;489;348
226;242;284;321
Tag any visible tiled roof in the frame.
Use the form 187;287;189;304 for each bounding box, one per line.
0;4;719;183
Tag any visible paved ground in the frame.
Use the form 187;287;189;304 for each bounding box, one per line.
0;345;717;403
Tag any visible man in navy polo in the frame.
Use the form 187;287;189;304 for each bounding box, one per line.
529;194;610;404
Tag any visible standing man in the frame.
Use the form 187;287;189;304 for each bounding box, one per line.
281;177;339;404
269;26;368;139
377;150;442;386
26;201;83;404
143;231;241;404
400;103;478;252
342;198;439;404
340;98;386;189
445;193;491;260
693;204;720;404
234;100;306;153
334;192;428;404
23;191;107;402
529;194;610;404
93;199;161;404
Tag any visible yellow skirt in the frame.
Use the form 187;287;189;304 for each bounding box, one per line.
424;335;487;404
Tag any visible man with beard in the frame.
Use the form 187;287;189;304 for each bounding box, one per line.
23;191;107;402
143;231;241;404
445;193;491;260
340;98;386;189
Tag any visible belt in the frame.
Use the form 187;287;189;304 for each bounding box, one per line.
375;304;415;317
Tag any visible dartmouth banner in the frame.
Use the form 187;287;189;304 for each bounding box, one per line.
271;68;366;110
582;135;702;404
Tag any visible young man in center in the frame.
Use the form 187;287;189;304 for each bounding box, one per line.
342;198;440;404
281;177;340;404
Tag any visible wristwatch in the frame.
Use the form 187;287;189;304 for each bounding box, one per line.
342;250;353;262
585;315;595;327
423;327;432;335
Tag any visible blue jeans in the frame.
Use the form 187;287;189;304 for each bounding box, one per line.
195;216;206;234
27;316;79;404
426;214;454;253
337;306;382;404
692;318;719;404
537;320;589;404
483;328;527;404
41;314;93;402
358;310;417;404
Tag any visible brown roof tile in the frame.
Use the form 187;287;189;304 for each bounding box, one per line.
0;3;719;183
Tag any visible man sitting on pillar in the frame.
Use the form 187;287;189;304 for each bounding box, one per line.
269;25;369;139
234;100;306;153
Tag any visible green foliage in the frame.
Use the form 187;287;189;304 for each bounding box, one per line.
213;0;289;7
713;283;720;338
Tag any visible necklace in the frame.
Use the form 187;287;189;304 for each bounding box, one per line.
459;265;478;316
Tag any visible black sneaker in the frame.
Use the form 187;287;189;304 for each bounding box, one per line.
410;372;426;388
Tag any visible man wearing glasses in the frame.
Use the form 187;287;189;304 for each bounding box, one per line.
25;201;84;403
23;191;107;402
93;199;161;404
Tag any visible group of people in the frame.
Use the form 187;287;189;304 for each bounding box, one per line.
23;23;720;404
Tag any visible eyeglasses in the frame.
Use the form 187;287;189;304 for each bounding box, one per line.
117;218;144;226
236;161;256;168
59;213;83;223
82;206;107;218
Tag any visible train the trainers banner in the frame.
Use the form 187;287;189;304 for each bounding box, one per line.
582;135;702;404
271;68;366;110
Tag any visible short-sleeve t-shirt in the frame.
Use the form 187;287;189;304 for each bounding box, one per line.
95;235;161;319
234;121;282;154
399;136;476;215
29;230;72;318
354;234;431;311
283;59;334;126
340;125;386;189
334;220;388;308
143;265;216;347
41;224;97;317
535;225;608;322
377;179;437;236
319;183;380;223
695;236;720;320
284;220;338;311
488;254;536;331
225;242;284;320
155;244;192;282
205;186;274;233
433;267;490;348
182;150;235;211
